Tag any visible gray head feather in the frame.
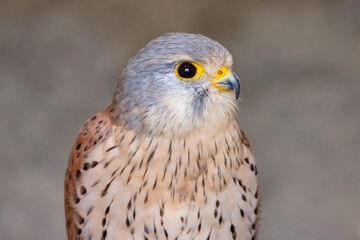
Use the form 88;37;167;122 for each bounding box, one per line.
112;32;236;136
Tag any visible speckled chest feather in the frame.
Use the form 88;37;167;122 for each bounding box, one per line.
65;110;259;240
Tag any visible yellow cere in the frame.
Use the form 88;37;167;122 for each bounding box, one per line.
211;66;230;91
175;61;205;81
214;66;229;79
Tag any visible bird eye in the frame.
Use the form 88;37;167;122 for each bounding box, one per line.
177;62;196;79
175;61;204;80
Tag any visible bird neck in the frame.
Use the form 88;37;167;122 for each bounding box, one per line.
109;100;238;139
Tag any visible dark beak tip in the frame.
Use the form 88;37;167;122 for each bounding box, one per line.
235;89;240;99
232;74;240;100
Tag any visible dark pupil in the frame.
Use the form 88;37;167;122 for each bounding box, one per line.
178;62;196;78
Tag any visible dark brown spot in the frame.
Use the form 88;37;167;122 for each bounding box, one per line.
230;224;236;239
160;208;164;217
105;205;110;215
104;161;111;168
80;186;86;195
146;146;157;166
168;140;172;153
144;191;149;204
153;222;157;234
144;224;150;234
111;167;119;177
129;135;137;146
126;174;132;184
102;229;107;239
76;143;82;150
83;162;90;171
91;180;100;187
152;178;158;190
106;146;117;152
206;230;212;240
242;194;247;201
230;224;235;233
240;208;245;217
76;170;81;179
101;178;115;197
232;177;236;184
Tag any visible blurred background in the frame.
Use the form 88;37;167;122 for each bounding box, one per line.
1;0;359;239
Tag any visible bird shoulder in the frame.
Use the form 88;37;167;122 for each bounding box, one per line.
64;107;114;239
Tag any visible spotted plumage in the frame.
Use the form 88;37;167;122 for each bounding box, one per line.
65;33;259;240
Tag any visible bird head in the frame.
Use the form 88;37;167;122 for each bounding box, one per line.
112;33;240;136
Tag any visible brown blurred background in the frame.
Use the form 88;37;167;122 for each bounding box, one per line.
1;0;359;239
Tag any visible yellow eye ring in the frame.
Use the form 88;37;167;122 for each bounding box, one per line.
175;61;204;81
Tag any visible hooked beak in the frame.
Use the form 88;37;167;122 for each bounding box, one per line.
211;66;240;99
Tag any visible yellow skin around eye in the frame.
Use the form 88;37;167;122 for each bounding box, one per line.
175;61;205;81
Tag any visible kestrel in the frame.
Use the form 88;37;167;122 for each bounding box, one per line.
65;33;259;240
